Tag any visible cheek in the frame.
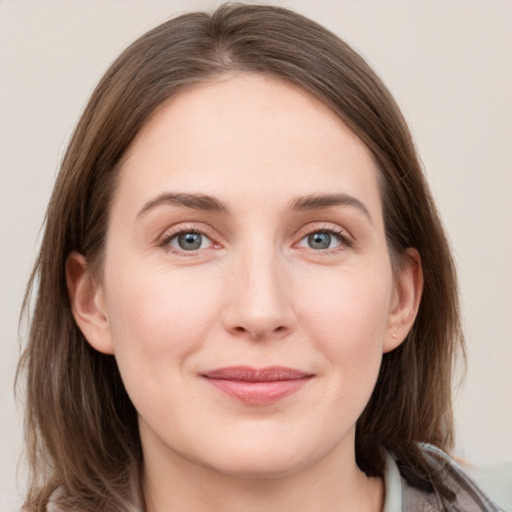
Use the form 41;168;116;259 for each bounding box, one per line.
296;266;392;394
107;263;219;339
297;265;393;344
103;262;222;393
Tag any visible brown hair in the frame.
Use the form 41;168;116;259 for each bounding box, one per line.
18;3;464;511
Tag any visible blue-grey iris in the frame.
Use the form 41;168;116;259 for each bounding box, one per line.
308;232;331;249
178;232;202;250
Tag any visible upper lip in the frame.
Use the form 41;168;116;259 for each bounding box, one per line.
202;366;312;382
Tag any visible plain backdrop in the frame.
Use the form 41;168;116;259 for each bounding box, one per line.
1;0;511;505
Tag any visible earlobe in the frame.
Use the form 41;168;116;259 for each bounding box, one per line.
65;251;115;355
383;248;424;353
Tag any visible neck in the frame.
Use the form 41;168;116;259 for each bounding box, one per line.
141;437;384;512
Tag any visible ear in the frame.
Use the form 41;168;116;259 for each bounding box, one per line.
65;251;115;355
383;248;424;353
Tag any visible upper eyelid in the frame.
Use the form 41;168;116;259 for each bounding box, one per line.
164;229;212;244
294;222;353;240
159;222;219;242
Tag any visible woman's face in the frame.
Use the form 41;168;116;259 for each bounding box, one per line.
73;73;419;479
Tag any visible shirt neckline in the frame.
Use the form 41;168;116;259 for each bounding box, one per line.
382;450;403;512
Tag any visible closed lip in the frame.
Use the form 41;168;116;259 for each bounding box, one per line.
201;366;314;405
201;366;313;382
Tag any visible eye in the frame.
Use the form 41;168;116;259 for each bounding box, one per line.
306;232;337;250
165;231;214;251
297;228;348;251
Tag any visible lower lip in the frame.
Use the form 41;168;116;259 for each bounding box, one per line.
204;378;311;405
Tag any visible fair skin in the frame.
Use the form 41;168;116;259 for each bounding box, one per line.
67;73;422;512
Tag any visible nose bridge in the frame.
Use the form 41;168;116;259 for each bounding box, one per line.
223;238;294;340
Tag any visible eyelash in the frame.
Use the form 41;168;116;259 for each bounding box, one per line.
159;224;353;256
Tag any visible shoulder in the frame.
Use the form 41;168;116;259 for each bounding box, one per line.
467;459;512;512
403;444;510;512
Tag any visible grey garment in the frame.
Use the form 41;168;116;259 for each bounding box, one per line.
385;444;506;511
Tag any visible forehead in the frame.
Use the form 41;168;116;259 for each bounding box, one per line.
117;72;381;216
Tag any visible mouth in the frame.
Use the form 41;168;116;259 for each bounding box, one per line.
201;366;314;405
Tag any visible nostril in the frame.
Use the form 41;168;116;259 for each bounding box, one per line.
230;324;288;339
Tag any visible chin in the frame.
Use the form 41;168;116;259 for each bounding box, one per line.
206;453;306;479
195;433;330;480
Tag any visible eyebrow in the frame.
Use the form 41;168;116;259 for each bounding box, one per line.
137;192;230;217
136;191;371;222
291;193;372;222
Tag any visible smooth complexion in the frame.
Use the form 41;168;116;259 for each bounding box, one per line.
67;73;422;512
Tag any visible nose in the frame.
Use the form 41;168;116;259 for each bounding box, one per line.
222;249;296;341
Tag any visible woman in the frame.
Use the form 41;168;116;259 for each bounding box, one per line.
17;4;504;511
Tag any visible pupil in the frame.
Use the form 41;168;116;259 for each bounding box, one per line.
178;232;202;250
308;232;331;249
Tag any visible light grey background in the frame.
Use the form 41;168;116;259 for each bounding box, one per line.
1;0;511;505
